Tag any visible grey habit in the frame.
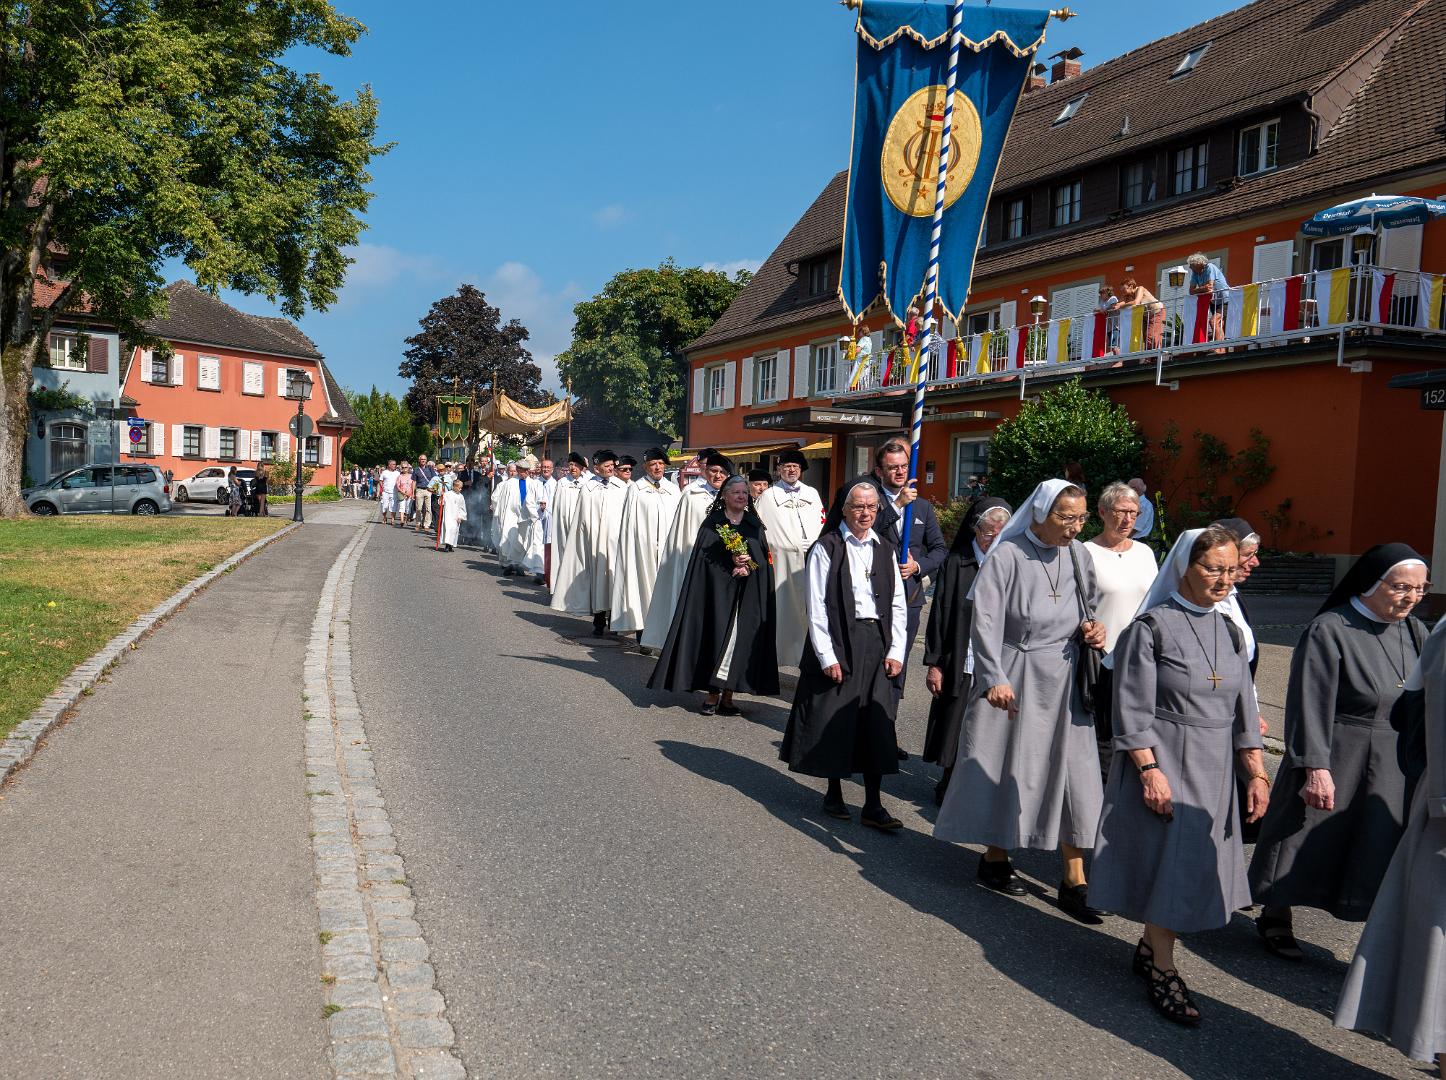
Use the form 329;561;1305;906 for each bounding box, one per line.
933;532;1103;851
1249;603;1425;919
1090;597;1261;932
1336;621;1446;1062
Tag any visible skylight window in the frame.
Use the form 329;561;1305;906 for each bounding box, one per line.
1053;93;1088;126
1172;43;1210;77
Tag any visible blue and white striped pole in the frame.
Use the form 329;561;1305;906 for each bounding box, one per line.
899;0;965;564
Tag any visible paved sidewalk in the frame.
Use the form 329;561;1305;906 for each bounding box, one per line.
0;501;371;1080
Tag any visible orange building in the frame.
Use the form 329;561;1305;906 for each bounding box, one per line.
121;283;357;490
684;0;1446;572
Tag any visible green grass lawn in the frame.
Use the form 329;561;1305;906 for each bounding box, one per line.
0;515;290;739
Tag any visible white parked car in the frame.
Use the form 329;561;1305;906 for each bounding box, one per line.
175;466;256;504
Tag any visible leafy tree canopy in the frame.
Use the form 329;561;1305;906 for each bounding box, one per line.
398;284;550;428
987;379;1145;517
0;0;387;513
557;259;750;439
343;387;432;465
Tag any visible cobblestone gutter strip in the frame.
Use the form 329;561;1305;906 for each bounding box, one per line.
0;522;300;786
305;524;466;1080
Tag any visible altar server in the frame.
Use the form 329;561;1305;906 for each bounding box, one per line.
439;479;468;552
497;455;546;577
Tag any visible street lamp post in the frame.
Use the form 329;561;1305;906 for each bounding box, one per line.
286;372;314;523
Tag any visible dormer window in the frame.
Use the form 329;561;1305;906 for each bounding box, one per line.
1053;93;1088;126
804;257;833;298
1171;43;1210;78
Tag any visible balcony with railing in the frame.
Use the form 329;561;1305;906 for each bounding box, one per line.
834;263;1446;400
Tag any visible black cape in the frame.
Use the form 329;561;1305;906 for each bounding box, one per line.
648;510;779;695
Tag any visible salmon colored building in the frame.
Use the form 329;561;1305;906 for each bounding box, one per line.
121;283;358;490
684;0;1446;576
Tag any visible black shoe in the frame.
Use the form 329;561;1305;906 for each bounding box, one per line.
718;703;742;717
896;746;908;761
860;806;902;831
1256;915;1305;961
821;795;851;821
977;857;1026;896
1057;881;1106;925
699;699;718;716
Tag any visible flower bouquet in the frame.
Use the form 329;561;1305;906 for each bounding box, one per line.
716;524;758;572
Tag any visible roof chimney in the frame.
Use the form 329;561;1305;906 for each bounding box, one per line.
1048;47;1084;84
1025;62;1047;93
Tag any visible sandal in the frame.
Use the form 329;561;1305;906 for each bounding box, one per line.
1132;939;1154;980
1256;915;1305;962
1146;964;1202;1027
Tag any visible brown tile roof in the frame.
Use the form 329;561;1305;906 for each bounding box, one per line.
688;172;849;352
143;281;324;360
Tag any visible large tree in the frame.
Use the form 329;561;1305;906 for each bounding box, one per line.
343;386;432;465
557;259;750;439
0;1;386;514
399;284;549;428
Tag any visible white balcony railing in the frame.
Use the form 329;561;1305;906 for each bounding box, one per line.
834;263;1446;398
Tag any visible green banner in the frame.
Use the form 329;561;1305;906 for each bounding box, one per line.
435;393;473;444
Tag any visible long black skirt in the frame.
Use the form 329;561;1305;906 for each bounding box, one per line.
922;675;972;767
780;622;899;778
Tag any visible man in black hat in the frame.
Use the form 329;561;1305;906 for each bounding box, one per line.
611;446;682;637
616;455;637;483
547;451;589;592
754;449;824;667
747;468;771;500
552;449;629;635
641;450;733;652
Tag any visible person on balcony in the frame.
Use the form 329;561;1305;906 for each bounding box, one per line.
1188;253;1230;343
1119;278;1166;350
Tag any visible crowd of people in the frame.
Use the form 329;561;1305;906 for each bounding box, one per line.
364;437;1442;1070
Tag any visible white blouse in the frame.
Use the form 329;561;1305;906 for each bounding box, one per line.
1085;540;1160;653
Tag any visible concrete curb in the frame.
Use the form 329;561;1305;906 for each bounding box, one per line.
305;521;467;1080
0;521;301;786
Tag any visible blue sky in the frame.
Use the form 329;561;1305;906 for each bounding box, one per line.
218;0;1246;398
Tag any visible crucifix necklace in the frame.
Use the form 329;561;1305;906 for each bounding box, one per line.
1373;622;1412;689
1040;551;1063;602
1183;610;1223;689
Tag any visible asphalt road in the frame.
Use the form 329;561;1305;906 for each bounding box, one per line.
351;521;1413;1080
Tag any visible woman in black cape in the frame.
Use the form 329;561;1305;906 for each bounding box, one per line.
648;475;780;714
921;496;1012;805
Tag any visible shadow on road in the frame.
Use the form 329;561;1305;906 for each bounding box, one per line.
654;740;1394;1080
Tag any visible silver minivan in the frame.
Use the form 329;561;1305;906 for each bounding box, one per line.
25;464;173;516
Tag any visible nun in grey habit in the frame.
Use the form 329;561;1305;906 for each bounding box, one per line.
1336;614;1446;1070
933;478;1108;925
1089;526;1270;1026
1249;544;1429;959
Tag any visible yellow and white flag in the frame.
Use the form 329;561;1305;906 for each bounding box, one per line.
1312;268;1351;326
1418;273;1444;330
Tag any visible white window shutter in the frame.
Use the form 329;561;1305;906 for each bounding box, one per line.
721;362;736;409
1380;224;1422;272
999;300;1018;329
278;432;291;461
1252;240;1295;282
322;436;334;466
243;361;262;395
792;346;810;397
204;426;220;458
251;431;262;460
277;368;289;396
149;421;161;454
739;358;754;407
236;429;250;461
171;353;184;386
139;349;153;383
691;367;705;415
170;424;184;456
776;349;791;400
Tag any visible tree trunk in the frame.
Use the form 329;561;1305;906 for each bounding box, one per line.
0;337;39;515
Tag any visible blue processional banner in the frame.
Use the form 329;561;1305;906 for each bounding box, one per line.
841;3;1051;325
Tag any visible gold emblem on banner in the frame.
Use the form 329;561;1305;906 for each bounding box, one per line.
881;86;982;218
447;405;463;425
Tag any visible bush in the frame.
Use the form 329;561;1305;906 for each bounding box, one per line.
987;379;1144;522
934;496;971;547
314;485;341;501
265;458;315;496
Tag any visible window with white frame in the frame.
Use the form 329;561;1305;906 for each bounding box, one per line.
1051;180;1082;227
47;333;87;371
1121;161;1155;209
260;431;277;461
965;307;1001;337
49;422;88;475
1005;197;1028;240
706;365;727;411
182;425;202;457
1237;119;1278;177
952;438;990;498
150;352;171;384
1310;238;1345;272
754;352;778;403
1172;142;1209;195
219;428;239;460
810;340;840;395
304;436;321;465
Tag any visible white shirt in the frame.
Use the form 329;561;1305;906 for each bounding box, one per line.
379;468;400;494
1216;587;1257;661
805;524;907;669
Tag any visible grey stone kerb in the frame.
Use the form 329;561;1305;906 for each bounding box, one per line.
306;522;466;1080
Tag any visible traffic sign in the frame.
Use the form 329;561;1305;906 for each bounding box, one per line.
289;414;315;439
128;427;144;444
127;417;147;428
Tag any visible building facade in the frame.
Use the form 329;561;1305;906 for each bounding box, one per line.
684;0;1446;569
120;283;357;490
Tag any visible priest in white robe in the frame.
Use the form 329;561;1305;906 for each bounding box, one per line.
440;479;467;552
551;449;630;635
489;467;515;553
640;450;733;651
548;452;587;593
611;447;682;636
753;449;824;666
498;455;546;578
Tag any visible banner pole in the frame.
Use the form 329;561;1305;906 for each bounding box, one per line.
899;0;965;565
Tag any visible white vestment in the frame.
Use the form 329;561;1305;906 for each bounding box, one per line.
551;473;629;615
754;480;824;666
548;475;586;592
498;476;545;573
639;478;720;650
440;489;467;548
539;474;558;544
609;475;683;632
490;480;515;551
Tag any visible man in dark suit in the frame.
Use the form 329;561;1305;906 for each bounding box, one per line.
830;438;948;757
